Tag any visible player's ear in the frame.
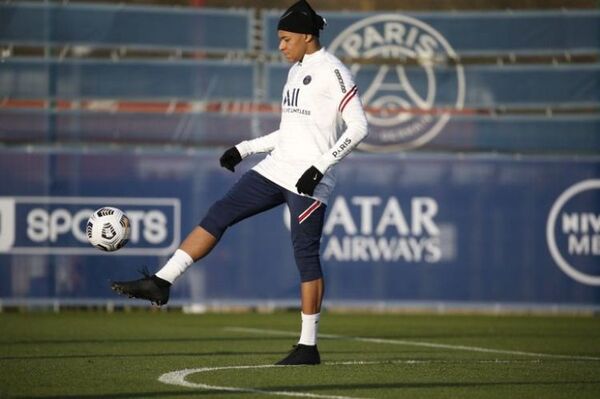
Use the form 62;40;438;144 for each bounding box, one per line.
304;34;314;43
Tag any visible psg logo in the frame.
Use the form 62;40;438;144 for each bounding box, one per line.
328;14;466;152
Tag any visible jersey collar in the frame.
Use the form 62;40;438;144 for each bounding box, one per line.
299;47;325;67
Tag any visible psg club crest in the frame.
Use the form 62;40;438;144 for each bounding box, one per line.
328;14;466;152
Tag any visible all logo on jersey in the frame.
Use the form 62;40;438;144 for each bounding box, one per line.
283;88;300;107
303;75;312;85
282;88;310;115
328;14;465;152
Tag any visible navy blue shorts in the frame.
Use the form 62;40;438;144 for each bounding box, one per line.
199;170;326;282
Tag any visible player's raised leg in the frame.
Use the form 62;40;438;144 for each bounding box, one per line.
111;170;285;305
110;226;216;306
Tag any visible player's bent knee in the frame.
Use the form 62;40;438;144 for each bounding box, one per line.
300;267;323;282
295;254;323;282
301;271;323;282
198;203;230;241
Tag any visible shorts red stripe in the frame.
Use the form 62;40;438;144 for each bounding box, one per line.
298;200;321;224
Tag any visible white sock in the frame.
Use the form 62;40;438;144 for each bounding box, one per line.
298;312;320;346
154;249;194;284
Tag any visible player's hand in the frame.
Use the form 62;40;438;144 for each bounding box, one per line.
219;146;242;172
296;166;324;196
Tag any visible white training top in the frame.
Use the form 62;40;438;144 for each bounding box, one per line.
236;48;368;204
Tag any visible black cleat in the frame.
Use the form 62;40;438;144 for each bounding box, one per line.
276;344;320;365
111;269;171;306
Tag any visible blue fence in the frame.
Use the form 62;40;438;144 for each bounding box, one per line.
2;110;598;153
264;10;600;56
0;109;256;146
0;2;252;51
1;59;598;152
265;63;600;107
1;59;256;99
6;59;597;105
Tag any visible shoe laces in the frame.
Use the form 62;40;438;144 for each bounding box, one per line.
137;266;152;279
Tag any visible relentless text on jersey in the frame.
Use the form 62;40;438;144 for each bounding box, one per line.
282;87;311;115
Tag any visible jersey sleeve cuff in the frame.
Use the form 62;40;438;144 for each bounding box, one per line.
314;156;333;175
235;141;252;159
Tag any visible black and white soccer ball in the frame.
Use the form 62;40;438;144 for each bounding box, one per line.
86;207;130;252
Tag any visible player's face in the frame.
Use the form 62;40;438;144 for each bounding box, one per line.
278;30;309;63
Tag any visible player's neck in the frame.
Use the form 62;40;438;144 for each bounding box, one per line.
300;45;322;64
306;43;322;55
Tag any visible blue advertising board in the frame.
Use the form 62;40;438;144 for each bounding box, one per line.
0;149;598;308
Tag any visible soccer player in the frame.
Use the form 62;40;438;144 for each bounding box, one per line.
111;0;368;365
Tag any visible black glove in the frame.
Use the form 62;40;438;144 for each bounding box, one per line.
219;146;242;172
296;166;324;196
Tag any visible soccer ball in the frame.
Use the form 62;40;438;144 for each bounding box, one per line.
86;207;130;252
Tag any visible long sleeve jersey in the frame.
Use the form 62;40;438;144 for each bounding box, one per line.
236;48;368;204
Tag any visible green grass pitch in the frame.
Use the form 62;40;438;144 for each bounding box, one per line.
1;311;599;398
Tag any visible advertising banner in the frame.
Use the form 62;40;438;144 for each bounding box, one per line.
0;149;598;308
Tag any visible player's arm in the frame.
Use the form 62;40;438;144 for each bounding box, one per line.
313;83;368;174
219;130;280;172
236;130;280;157
296;69;368;195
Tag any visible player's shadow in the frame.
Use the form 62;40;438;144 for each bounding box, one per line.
1;348;381;361
18;391;223;398
4;335;286;345
0;350;286;361
25;380;600;399
269;380;600;390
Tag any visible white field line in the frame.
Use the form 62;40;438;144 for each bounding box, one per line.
157;327;600;398
159;359;521;398
158;362;370;399
157;358;555;397
225;327;600;362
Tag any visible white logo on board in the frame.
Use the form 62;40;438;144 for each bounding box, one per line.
328;14;465;152
546;180;600;286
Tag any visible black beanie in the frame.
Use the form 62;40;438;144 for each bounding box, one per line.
277;0;326;37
